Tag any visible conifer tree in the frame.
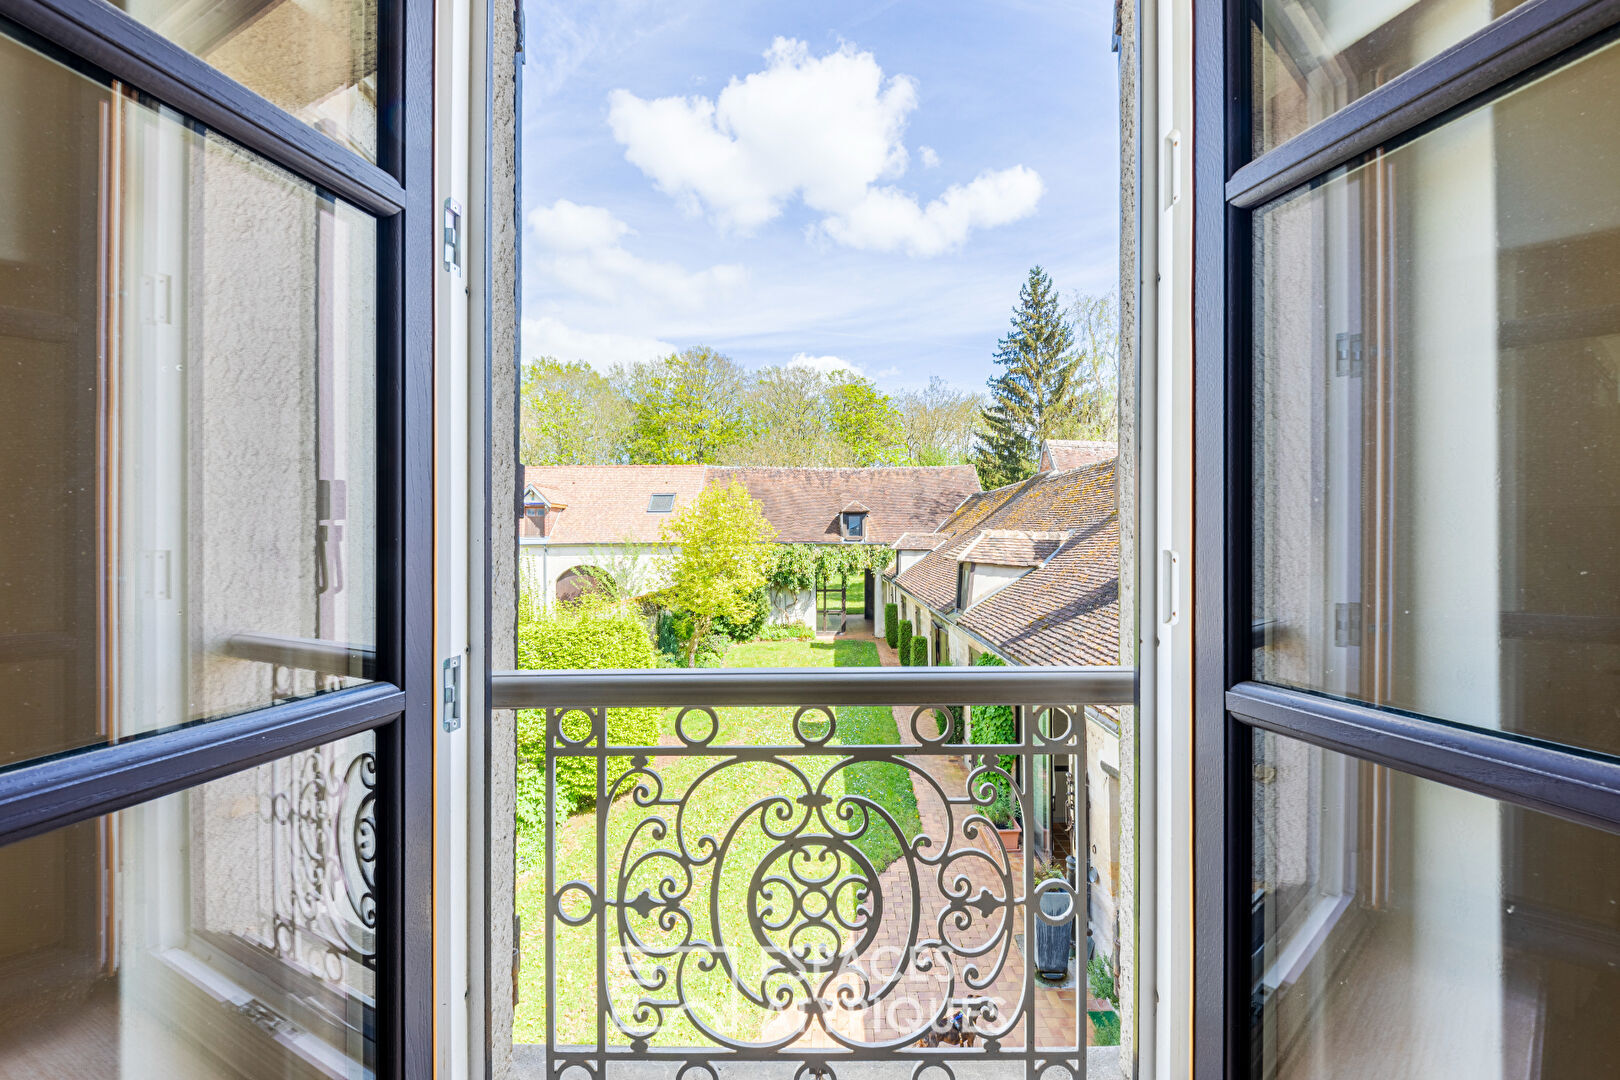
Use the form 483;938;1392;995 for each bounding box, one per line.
972;266;1080;489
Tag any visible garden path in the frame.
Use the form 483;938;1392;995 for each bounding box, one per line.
764;627;1098;1053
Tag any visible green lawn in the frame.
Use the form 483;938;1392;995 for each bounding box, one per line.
513;636;921;1047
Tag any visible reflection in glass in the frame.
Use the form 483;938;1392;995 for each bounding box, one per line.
1251;729;1620;1079
0;732;377;1077
109;0;378;160
1251;0;1527;154
0;29;377;769
1252;36;1620;757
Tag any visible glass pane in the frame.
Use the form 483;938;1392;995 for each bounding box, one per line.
0;29;377;770
0;732;377;1076
1252;36;1620;757
1252;0;1528;155
110;0;377;161
1251;728;1620;1079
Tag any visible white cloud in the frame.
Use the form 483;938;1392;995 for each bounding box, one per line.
526;199;746;308
918;145;940;169
606;37;1040;255
787;352;860;375
818;166;1045;257
523;316;675;371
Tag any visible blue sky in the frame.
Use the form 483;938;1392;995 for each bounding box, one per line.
519;0;1120;393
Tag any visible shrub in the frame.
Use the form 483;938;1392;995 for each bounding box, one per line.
1088;953;1120;1009
714;587;769;642
909;637;928;667
515;595;663;818
757;621;815;641
898;619;914;664
884;603;899;648
968;652;1018;819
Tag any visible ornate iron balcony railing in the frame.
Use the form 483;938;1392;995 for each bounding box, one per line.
493;666;1133;1080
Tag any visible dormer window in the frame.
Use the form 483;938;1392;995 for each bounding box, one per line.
647;493;675;513
843;512;866;538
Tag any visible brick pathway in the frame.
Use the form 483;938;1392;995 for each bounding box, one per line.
762;628;1098;1052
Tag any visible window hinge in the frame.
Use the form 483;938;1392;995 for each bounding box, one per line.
442;654;463;732
442;197;463;275
1334;602;1363;647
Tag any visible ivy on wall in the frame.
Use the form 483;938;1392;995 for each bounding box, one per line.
766;543;897;594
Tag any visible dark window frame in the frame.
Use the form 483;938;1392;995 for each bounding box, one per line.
1191;0;1620;1076
0;0;435;1072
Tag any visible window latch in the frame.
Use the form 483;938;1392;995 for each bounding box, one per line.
443;197;462;275
442;654;463;732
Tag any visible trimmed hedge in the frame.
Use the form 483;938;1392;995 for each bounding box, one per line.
909;637;928;667
967;653;1019;826
897;619;914;664
884;603;899;648
516;595;663;823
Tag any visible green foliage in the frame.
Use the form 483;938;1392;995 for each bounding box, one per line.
968;652;1019;823
897;376;985;466
827;377;906;465
974;266;1083;489
767;543;818;593
520;356;629;465
623;346;751;464
897;620;914;665
1089;1010;1122;1047
514;595;662;825
660;481;777;665
1088;953;1120;1009
756;621;815;641
884;603;899;648
909;637;928;667
656;609;728;667
714;587;769;642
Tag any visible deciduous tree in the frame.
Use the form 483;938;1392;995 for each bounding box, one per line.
623;346;751;464
520;357;629;465
660;481;777;666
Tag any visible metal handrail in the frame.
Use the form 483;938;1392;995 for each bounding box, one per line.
492;664;1134;708
224;633;377;679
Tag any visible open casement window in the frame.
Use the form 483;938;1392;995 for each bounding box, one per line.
1195;1;1620;1076
0;0;435;1070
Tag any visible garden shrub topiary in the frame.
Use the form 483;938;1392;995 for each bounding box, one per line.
898;619;914;664
884;603;899;648
515;594;663;821
714;587;769;642
909;637;928;667
968;653;1018;819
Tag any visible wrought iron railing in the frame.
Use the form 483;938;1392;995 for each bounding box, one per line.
493;666;1133;1080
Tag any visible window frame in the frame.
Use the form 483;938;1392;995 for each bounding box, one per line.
0;0;436;1072
1191;0;1620;1076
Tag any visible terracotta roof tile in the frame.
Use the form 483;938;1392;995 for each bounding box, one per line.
891;459;1120;666
956;530;1068;567
1041;440;1117;471
893;532;950;550
707;466;979;544
523;464;980;545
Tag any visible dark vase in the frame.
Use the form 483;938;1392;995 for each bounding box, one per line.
1035;887;1074;979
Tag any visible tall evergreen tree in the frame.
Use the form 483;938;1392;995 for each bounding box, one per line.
972;265;1080;488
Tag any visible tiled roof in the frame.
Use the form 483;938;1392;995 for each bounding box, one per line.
1040;440;1117;471
892;459;1120;666
523;464;980;545
708;466;979;544
956;530;1069;568
520;465;707;542
893;532;950;550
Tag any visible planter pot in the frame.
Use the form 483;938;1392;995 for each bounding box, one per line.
996;824;1021;851
1035;888;1075;979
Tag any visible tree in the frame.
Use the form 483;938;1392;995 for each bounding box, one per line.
973;266;1081;488
623;346;751;464
520;357;629;465
659;481;777;666
897;376;983;465
1062;291;1120;442
717;365;844;466
827;376;906;465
